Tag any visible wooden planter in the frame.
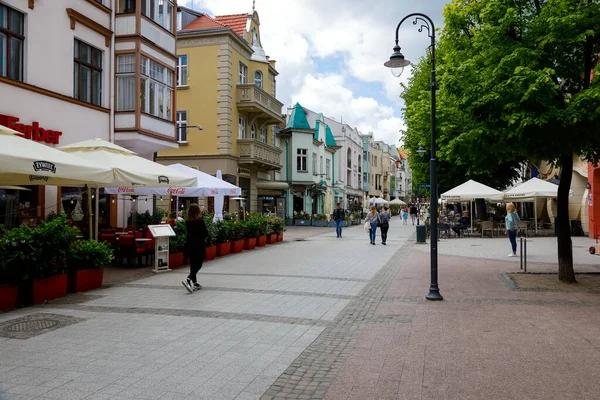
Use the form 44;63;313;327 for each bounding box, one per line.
266;233;278;244
231;239;244;254
169;252;185;269
217;242;231;257
0;285;18;312
205;245;217;261
68;268;104;293
257;235;267;247
312;220;329;227
244;237;257;250
32;274;68;305
277;232;284;242
294;219;311;226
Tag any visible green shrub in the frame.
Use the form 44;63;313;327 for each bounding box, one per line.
0;225;35;284
169;219;187;253
68;240;114;270
270;216;285;233
215;219;232;243
230;219;245;241
30;216;79;279
203;215;218;246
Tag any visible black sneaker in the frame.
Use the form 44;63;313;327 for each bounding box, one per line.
193;283;202;291
182;279;193;293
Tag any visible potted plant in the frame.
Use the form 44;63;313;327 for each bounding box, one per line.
312;214;329;227
0;225;32;311
271;216;285;242
294;211;311;226
230;220;245;253
168;219;187;269
215;220;232;257
256;213;268;247
344;215;351;227
243;216;260;250
204;215;218;260
67;239;113;293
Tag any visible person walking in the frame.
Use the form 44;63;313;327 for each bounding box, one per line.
401;207;409;225
182;203;208;293
333;202;345;238
379;207;391;245
505;203;520;257
366;206;379;245
409;204;418;225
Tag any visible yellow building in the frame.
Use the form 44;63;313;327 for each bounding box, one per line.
156;7;285;214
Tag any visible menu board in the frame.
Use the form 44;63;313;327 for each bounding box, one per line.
148;224;176;237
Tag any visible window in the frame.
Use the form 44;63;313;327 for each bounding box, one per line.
140;56;173;120
238;117;246;139
326;159;331;179
74;39;102;106
347;148;352;168
116;54;135;111
363;172;368;184
297;149;307;172
141;0;174;32
312;153;317;175
260;127;267;143
176;111;187;142
0;4;24;82
238;62;247;84
320;156;324;175
250;124;257;140
254;70;262;88
118;0;136;13
177;55;187;86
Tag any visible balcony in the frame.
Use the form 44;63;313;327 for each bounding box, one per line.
238;139;283;170
237;84;285;124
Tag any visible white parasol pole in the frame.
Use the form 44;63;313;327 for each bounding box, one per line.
87;186;93;240
534;198;538;235
95;186;100;240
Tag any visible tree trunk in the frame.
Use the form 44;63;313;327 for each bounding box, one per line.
475;199;488;221
557;154;576;283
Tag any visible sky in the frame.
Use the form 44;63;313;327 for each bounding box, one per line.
178;0;451;147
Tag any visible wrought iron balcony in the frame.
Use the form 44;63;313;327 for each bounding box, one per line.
236;84;284;124
237;139;282;170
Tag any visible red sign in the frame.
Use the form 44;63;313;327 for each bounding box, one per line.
117;187;136;193
0;114;62;145
168;188;186;195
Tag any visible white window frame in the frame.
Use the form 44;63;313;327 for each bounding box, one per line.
238;62;247;84
141;0;174;33
176;111;187;143
177;55;187;86
140;56;173;120
254;70;263;88
320;156;324;175
238;117;246;139
326;159;331;179
297;149;307;172
260;126;267;143
312;152;317;176
116;54;135;111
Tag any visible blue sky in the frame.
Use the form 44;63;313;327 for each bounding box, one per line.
179;0;451;146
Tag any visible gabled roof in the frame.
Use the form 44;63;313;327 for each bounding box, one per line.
286;103;312;130
325;125;337;147
313;113;324;142
181;14;228;31
215;14;248;37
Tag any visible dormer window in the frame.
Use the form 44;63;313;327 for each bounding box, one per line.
254;71;263;88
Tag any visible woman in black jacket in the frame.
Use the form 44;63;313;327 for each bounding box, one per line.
182;204;208;293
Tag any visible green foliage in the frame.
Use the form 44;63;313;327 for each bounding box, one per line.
46;210;59;222
214;219;233;243
0;225;35;284
312;214;328;221
243;217;261;238
230;220;245;241
134;210;166;228
169;219;187;253
270;216;285;233
68;240;113;270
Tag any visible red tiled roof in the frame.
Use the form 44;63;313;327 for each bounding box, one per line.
214;14;248;38
181;14;227;31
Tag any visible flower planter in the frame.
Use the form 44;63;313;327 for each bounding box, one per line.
312;220;329;227
68;268;104;293
257;235;267;247
244;237;257;250
266;233;278;244
294;219;311;226
169;252;185;269
217;242;231;257
231;239;244;254
285;218;294;226
32;274;68;305
205;245;217;261
277;232;284;242
344;221;351;227
0;285;18;312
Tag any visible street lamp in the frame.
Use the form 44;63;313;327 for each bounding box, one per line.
384;13;443;301
417;146;426;157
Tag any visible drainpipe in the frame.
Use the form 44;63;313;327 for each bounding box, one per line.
284;137;290;219
331;152;335;211
109;0;115;143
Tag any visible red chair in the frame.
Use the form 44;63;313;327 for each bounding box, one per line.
118;235;146;266
100;233;117;249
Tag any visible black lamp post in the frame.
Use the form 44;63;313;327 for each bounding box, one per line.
384;13;443;301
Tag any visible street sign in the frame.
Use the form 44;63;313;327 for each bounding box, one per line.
417;184;431;188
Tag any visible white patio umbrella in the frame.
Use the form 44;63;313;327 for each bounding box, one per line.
441;180;504;231
213;170;225;222
390;198;406;205
0;126;113;186
369;197;389;206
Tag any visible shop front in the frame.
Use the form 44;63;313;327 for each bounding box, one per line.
256;181;289;218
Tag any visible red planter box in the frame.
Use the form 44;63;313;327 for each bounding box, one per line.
231;240;244;254
267;233;278;244
68;268;104;293
205;245;217;261
169;252;185;269
244;237;257;250
257;235;267;247
32;274;68;305
217;242;231;257
0;285;17;312
277;233;284;242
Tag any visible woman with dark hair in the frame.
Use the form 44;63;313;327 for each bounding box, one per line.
182;203;208;293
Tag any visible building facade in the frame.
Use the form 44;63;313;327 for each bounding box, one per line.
0;0;178;230
279;103;338;219
395;149;413;201
156;7;285;216
369;137;383;199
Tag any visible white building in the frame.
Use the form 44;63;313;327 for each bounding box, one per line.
0;0;178;230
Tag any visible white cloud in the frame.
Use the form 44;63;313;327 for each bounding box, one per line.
179;0;448;145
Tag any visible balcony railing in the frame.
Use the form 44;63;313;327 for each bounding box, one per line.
237;84;284;123
238;139;282;170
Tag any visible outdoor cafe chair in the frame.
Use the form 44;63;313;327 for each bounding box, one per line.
481;221;494;238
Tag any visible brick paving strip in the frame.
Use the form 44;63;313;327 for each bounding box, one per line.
260;240;412;399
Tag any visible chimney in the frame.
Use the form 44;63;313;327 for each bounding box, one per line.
269;59;276;68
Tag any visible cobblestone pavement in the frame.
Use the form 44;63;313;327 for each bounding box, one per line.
0;219;409;400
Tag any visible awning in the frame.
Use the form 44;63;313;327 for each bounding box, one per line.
256;181;289;190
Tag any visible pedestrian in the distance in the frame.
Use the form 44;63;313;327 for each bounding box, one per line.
402;207;409;225
182;203;208;293
409;204;418;225
366;205;379;245
379;207;391;245
333;202;345;238
505;202;520;257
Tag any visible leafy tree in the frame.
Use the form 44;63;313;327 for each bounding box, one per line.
436;0;600;281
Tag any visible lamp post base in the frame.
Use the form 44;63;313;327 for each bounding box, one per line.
426;289;443;301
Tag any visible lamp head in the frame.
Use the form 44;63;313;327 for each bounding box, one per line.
417;146;426;156
384;45;411;78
